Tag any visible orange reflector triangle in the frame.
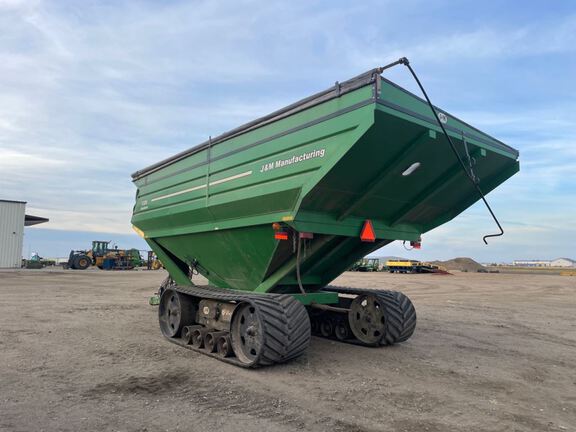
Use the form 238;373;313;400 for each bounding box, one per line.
360;220;376;242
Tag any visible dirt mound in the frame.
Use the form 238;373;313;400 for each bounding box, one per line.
430;257;485;272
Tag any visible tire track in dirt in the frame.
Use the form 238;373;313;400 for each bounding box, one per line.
84;370;379;432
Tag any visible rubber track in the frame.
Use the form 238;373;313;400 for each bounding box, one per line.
166;285;311;368
322;286;417;345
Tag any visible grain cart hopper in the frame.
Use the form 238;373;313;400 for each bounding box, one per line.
131;58;519;367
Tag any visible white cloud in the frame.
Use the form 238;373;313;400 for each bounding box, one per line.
0;149;65;169
0;0;35;10
26;205;135;234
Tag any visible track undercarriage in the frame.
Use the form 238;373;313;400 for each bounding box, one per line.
159;284;416;368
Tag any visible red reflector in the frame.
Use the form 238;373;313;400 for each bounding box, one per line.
360;220;376;242
275;232;288;240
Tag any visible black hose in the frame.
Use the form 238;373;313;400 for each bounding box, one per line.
388;57;504;244
296;235;306;295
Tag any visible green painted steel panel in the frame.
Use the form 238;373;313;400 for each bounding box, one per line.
131;69;519;298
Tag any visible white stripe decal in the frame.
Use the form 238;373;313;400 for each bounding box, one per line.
209;170;252;186
150;170;252;202
151;184;206;202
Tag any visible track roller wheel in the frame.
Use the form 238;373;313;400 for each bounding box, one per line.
191;327;209;348
216;334;233;358
320;319;334;337
182;325;202;345
310;317;320;335
205;331;227;353
334;320;351;341
182;326;193;344
158;289;195;338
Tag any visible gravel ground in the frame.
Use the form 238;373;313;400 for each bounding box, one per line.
0;269;574;432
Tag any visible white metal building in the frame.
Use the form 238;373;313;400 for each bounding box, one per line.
0;200;48;268
550;258;575;268
512;260;551;267
513;258;575;268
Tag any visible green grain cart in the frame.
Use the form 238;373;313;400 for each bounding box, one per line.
131;60;519;367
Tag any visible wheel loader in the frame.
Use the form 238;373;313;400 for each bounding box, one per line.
67;241;143;270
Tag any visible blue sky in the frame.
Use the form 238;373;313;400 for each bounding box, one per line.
1;0;574;262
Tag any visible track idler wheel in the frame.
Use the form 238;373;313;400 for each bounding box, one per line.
158;289;195;338
230;303;264;365
348;294;386;346
345;290;417;346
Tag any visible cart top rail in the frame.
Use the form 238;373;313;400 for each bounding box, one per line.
131;67;518;181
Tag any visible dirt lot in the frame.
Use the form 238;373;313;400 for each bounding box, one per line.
0;269;574;432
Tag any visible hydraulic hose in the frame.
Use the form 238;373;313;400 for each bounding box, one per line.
296;235;306;295
380;57;504;244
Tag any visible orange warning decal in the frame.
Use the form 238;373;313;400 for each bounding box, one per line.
360;220;376;242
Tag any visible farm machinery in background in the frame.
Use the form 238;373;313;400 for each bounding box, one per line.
349;258;381;272
67;240;160;270
146;251;164;270
385;259;449;274
22;253;56;269
348;258;450;274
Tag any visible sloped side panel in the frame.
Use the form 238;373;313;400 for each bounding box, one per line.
132;98;376;290
299;107;519;236
132;101;374;239
156;225;277;291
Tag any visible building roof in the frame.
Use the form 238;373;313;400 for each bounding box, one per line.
553;257;575;263
0;200;48;226
24;214;49;226
0;199;26;204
